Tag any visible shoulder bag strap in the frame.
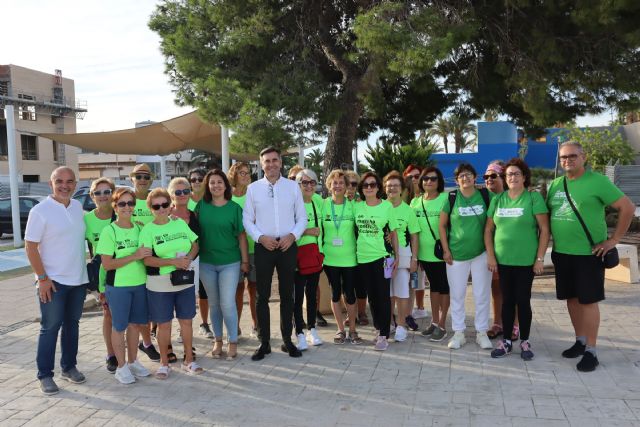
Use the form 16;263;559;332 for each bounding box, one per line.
562;177;595;247
421;198;437;240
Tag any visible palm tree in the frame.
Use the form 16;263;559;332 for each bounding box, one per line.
305;148;324;178
448;115;476;153
426;118;451;154
189;149;219;170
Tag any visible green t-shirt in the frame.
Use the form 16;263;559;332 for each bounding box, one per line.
84;210;114;292
321;198;357;267
139;219;198;275
231;194;255;254
442;189;493;261
546;170;624;255
187;198;197;212
96;223;146;287
196;200;244;265
391;201;420;248
297;199;324;248
133;198;154;226
354;200;399;264
410;193;448;262
488;191;548;266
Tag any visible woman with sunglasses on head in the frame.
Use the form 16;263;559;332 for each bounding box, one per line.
197;170;248;360
228;162;258;338
383;171;420;343
140;188;201;379
321;170;363;345
439;162;494;350
355;172;399;351
97;188;152;384
84;178;117;373
485;158;549;360
410;167;450;342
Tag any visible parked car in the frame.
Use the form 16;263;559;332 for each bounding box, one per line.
0;196;46;237
73;186;90;198
73;185;134;212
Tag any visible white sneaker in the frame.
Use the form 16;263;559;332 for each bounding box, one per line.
395;325;408;342
128;359;150;378
114;364;136;384
307;328;323;346
412;308;428;319
176;327;183;343
296;333;308;351
448;331;466;350
476;331;493;349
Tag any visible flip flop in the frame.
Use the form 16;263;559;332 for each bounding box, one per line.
155;365;170;380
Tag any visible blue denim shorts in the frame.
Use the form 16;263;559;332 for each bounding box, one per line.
147;286;196;323
105;284;149;332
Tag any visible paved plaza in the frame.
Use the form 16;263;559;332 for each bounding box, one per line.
1;273;640;426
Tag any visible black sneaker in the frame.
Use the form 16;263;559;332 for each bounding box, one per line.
251;343;271;361
281;341;302;358
316;312;328;327
106;355;118;373
405;315;419;331
490;340;512;358
577;352;599;372
561;340;586;359
138;342;161;362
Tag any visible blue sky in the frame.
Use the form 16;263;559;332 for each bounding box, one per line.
4;0;613;159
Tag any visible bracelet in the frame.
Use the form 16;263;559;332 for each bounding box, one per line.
536;257;544;262
37;274;48;281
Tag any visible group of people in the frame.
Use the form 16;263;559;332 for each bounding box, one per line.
25;141;635;395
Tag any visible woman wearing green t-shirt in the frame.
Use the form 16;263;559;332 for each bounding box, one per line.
355;172;399;351
98;188;152;384
197;169;249;360
410;167;450;342
439;162;493;351
321;170;363;345
140;188;201;379
485;158;550;360
84;178;117;373
292;169;324;350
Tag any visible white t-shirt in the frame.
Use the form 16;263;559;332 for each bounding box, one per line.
25;196;88;286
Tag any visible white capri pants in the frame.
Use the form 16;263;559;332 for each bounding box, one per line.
391;245;411;299
446;251;492;333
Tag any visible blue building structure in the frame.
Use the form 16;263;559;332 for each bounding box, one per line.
432;121;560;185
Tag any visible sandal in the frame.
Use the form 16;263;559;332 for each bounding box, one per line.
349;330;363;345
357;314;369;326
511;325;520;341
155;365;170;380
486;323;503;339
167;345;178;364
226;343;238;360
212;340;223;359
182;361;203;375
333;331;346;345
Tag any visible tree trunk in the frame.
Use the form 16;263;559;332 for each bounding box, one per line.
443;136;449;154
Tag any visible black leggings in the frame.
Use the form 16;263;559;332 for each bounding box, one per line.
359;258;391;338
498;264;534;341
324;266;356;305
353;266;367;300
293;271;320;335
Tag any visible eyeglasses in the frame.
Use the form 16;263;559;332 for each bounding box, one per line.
362;182;378;189
300;180;317;187
457;172;474;180
483;173;499;180
174;189;191;196
289;176;296;181
116;201;135;208
349;181;358;187
421;176;438;182
408;175;420;180
237;171;250;177
150;202;171;210
559;154;579;161
189;177;204;183
506;171;522;178
92;189;113;196
135;174;151;181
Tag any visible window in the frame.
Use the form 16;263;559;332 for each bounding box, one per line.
23;175;39;183
0;124;7;160
52;140;58;162
21;135;38;160
0;200;10;213
18;94;36;121
20;198;37;212
0;81;7;119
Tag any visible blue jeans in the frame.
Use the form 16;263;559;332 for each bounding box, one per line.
200;262;240;342
36;282;86;379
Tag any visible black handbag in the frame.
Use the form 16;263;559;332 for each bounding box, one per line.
562;177;619;269
421;199;444;260
86;255;102;292
170;269;195;286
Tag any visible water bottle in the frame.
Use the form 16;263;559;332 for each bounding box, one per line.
410;271;418;289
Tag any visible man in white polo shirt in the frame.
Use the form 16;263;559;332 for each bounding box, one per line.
25;167;88;395
243;146;307;361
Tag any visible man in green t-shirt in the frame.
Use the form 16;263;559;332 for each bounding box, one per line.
547;141;634;372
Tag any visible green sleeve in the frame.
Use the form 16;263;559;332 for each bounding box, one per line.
387;204;399;231
235;203;245;234
96;226;116;256
597;175;625;206
407;207;420;234
184;221;198;242
531;191;548;215
83;214;91;240
139;225;153;248
546;179;559;207
487;195;498;218
442;193;453;214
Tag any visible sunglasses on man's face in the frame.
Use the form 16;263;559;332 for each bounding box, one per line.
151;202;171;210
116;201;135;208
135;174;151;181
189;177;204;183
92;189;113;196
483;173;499;180
174;189;191;196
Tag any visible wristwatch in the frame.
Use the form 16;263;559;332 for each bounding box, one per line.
37;274;48;281
536;257;544;262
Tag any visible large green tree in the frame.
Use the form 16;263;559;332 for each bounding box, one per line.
150;1;640;175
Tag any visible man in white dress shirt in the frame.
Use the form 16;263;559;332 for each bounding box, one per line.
243;147;307;360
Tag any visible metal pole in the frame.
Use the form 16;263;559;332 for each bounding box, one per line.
160;156;167;188
5;106;23;247
298;144;305;167
221;126;230;173
353;143;358;172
